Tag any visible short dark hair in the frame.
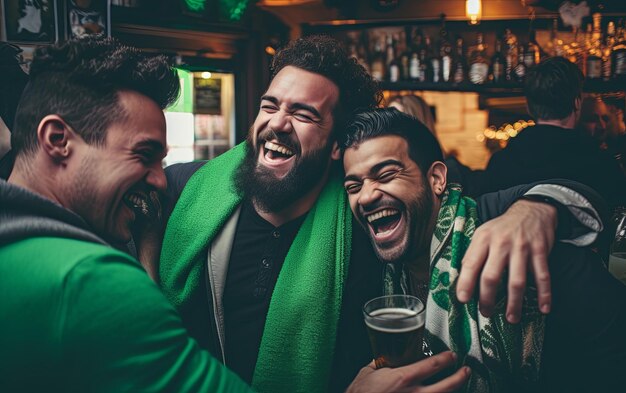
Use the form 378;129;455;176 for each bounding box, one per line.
525;56;583;121
271;35;382;139
12;36;180;156
341;108;444;174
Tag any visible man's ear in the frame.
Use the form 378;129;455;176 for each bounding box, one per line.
37;115;75;162
427;161;447;196
331;141;341;161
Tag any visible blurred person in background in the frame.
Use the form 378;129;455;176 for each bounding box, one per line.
388;94;436;134
0;41;29;179
481;57;626;210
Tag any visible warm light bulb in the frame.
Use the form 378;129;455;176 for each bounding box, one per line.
201;72;212;79
466;0;482;25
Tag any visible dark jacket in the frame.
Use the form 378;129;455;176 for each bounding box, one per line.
480;124;626;210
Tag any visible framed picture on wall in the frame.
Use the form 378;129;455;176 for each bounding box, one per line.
1;0;59;43
66;0;110;38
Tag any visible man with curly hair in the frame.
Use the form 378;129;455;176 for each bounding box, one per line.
0;37;254;392
150;35;606;393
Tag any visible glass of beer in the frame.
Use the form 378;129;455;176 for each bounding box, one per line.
363;294;426;369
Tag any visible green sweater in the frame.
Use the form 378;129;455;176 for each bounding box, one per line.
0;236;252;393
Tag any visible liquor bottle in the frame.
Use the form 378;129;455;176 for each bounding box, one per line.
613;19;626;79
545;18;561;57
370;37;386;81
504;29;518;81
586;13;603;79
452;37;467;83
524;26;541;68
425;36;440;83
418;34;428;82
439;17;453;82
469;33;489;84
491;39;506;83
514;44;527;82
410;30;424;81
385;34;396;67
602;21;616;81
400;30;411;81
388;56;400;82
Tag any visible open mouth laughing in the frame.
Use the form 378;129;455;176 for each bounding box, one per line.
365;207;402;239
123;191;161;220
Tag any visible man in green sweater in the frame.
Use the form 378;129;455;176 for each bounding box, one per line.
0;35;475;393
0;36;255;393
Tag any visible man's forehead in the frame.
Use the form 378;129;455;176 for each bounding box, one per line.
344;136;410;171
267;66;339;106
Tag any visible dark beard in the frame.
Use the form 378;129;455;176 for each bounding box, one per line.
235;136;334;213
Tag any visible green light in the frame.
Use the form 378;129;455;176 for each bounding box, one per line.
185;0;206;12
220;0;249;21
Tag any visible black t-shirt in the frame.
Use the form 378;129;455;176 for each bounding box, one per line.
223;200;306;382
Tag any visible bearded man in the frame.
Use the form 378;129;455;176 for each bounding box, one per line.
150;36;606;393
342;108;626;393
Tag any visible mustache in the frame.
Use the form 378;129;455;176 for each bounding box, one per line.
256;129;300;154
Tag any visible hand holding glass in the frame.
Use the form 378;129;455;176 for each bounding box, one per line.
363;295;426;369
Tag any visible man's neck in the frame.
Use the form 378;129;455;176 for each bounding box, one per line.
253;170;331;227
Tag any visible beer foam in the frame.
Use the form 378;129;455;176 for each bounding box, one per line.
365;307;425;333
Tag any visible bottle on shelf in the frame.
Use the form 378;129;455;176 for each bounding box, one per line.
385;34;396;67
425;35;440;83
613;19;626;80
524;24;542;68
370;37;386;82
504;28;518;81
586;13;603;79
452;37;467;83
514;44;527;82
469;32;489;84
491;38;506;83
400;29;411;81
545;18;562;57
602;21;616;81
439;15;453;82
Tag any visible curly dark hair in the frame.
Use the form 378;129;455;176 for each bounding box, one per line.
525;56;583;121
12;36;180;156
270;35;382;139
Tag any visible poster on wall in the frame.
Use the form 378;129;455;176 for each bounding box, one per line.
66;0;110;38
194;77;222;115
1;0;58;43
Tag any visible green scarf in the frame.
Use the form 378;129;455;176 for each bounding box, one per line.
384;184;545;392
159;143;352;393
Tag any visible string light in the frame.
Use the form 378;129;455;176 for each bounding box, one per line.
477;120;535;148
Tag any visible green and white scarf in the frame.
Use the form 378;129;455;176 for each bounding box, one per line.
384;184;545;392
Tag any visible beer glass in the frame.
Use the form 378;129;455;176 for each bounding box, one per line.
363;294;426;369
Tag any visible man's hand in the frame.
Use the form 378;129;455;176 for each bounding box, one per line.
346;351;470;393
131;191;165;282
456;199;557;323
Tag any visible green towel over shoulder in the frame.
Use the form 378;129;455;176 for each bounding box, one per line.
160;143;353;393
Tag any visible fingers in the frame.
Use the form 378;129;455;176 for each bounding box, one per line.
419;366;471;393
531;253;552;314
478;250;507;318
505;245;528;323
457;238;489;304
399;351;458;382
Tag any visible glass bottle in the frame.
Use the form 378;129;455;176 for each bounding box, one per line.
370;37;386;82
514;44;527;83
613;19;626;79
439;16;453;82
491;38;506;83
602;21;616;81
586;13;603;79
425;35;440;83
504;28;518;81
452;37;467;83
469;33;489;84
